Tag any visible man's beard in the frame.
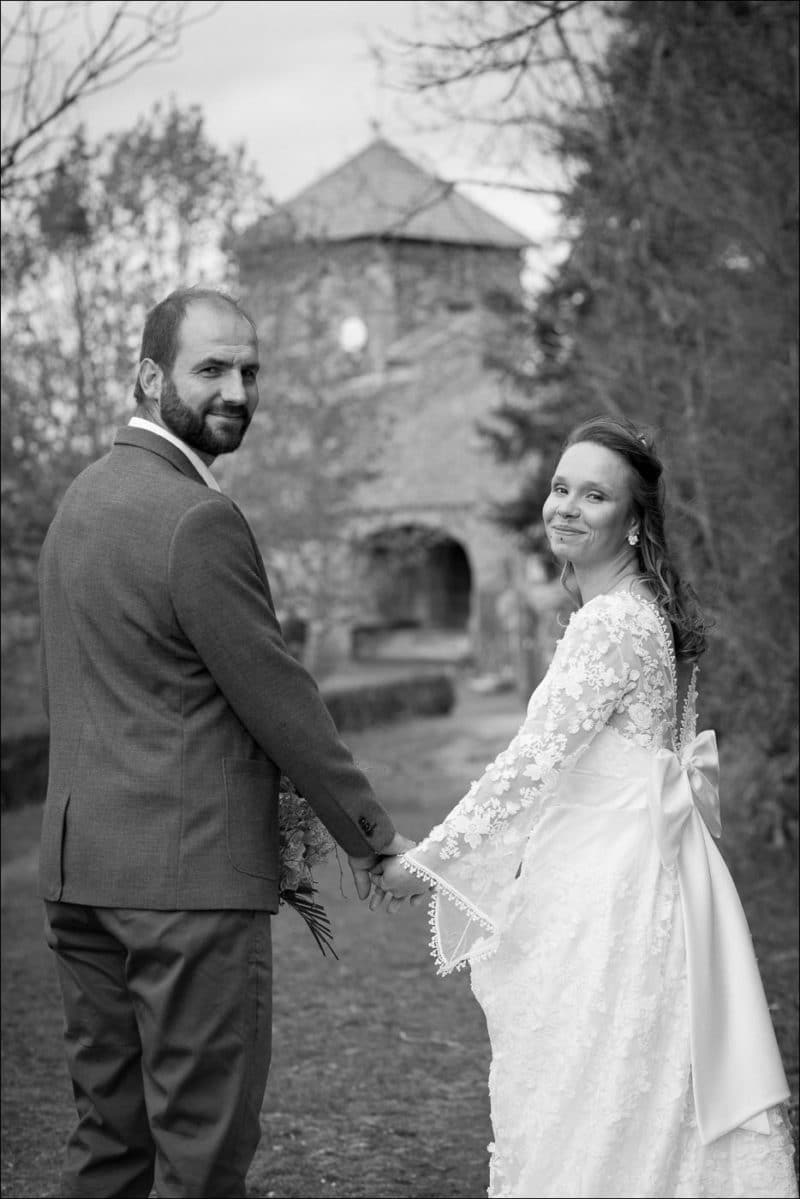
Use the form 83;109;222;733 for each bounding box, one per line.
159;376;251;457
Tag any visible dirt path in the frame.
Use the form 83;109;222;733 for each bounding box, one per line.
2;687;797;1197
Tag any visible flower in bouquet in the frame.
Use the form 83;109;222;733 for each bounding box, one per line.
278;776;338;958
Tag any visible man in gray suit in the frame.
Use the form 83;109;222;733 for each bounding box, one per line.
38;287;422;1198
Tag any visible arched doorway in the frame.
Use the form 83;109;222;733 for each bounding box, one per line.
353;525;473;661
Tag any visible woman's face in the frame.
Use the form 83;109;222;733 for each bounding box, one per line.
542;441;636;569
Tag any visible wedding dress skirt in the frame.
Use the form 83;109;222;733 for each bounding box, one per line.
469;798;797;1198
402;592;798;1199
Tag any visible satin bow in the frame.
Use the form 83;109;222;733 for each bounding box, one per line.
649;729;721;869
647;728;789;1144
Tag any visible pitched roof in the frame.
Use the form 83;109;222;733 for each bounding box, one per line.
255;138;528;249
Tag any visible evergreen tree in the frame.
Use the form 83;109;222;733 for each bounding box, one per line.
402;0;799;831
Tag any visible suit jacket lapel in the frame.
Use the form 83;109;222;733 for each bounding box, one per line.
114;427;209;487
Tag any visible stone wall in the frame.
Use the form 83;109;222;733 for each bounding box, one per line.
227;233;530;674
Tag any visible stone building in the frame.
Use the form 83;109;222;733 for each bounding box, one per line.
223;138;534;675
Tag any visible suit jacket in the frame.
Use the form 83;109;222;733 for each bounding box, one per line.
37;426;396;909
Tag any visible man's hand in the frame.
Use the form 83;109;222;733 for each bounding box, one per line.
347;852;379;900
347;832;417;900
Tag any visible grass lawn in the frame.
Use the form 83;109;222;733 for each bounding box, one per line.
2;686;797;1198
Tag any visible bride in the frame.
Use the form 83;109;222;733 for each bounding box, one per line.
375;416;798;1198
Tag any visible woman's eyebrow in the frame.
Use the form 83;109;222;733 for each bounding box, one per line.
551;475;612;491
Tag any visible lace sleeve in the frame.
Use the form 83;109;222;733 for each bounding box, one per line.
401;596;641;974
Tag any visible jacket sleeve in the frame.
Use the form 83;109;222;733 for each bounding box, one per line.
401;596;641;972
167;495;395;859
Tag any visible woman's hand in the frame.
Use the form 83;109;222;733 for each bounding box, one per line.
368;852;433;913
348;834;417;900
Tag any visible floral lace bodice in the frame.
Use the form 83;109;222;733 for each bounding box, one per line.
402;591;697;971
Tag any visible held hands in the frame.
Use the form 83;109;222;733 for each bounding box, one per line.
347;832;416;900
347;832;433;914
368;846;433;915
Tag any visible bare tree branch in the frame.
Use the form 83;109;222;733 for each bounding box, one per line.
1;0;221;199
383;1;593;97
456;175;570;198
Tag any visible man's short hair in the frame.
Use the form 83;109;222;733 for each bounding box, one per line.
133;287;256;404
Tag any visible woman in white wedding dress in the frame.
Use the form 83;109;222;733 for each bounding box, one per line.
375;416;798;1198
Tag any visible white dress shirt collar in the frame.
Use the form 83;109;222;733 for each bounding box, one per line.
128;417;221;492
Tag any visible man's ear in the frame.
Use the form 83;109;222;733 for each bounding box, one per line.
138;359;163;402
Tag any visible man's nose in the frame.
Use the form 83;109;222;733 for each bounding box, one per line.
221;370;247;404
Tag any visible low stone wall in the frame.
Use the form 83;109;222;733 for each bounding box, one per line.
322;669;455;732
0;670;456;810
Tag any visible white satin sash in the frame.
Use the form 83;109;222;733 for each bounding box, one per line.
649;730;789;1144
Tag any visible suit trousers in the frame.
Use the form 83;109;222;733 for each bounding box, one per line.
44;902;272;1199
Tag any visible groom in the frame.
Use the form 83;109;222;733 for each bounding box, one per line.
38;286;421;1198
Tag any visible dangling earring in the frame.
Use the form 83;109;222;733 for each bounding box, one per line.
627;528;640;547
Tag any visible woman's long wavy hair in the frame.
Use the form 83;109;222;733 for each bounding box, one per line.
556;415;710;661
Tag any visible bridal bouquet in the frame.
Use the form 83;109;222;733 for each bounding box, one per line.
279;776;338;958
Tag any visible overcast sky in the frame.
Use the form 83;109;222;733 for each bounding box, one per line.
66;0;565;261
